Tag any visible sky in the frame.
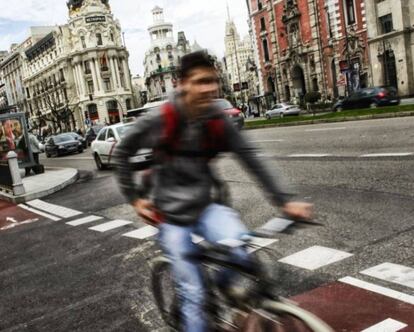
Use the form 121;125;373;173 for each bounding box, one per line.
0;0;249;76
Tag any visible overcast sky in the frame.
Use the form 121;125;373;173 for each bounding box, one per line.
0;0;249;76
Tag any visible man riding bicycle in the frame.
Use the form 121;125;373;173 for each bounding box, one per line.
114;51;313;332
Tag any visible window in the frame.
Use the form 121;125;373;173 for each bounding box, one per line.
262;39;270;62
104;78;112;92
97;129;107;141
84;61;91;74
87;80;94;94
326;9;333;38
81;36;86;49
59;68;65;82
110;32;114;42
258;1;263;10
96;33;103;46
379;14;393;34
107;129;115;140
260;17;266;31
344;0;356;25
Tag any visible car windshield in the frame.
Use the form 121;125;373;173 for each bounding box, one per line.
54;135;73;143
116;125;133;139
215;99;233;110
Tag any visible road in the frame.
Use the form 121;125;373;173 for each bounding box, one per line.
1;117;413;331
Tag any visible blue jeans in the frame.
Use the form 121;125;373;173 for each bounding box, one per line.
158;204;250;332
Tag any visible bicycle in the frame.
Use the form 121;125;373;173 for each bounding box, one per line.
149;216;335;332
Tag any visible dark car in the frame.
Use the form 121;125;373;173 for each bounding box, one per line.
333;86;400;111
45;134;84;158
85;125;104;146
67;132;87;149
214;99;245;130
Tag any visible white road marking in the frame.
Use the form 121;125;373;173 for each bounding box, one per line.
250;139;285;143
191;234;204;244
1;218;39;230
26;199;82;218
305;127;347;132
18;204;61;221
339;276;414;305
54;157;94;160
89;220;133;232
66;215;103;226
361;263;414;289
122;226;159;239
288;154;331;158
248;237;278;253
278;245;353;270
6;217;18;223
360;153;413;158
360;318;407;332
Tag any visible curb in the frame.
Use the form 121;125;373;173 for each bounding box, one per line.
0;168;79;204
244;111;414;130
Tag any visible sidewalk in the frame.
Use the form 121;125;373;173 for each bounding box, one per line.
0;168;78;204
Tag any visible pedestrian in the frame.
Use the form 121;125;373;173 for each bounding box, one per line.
25;130;41;176
114;51;312;332
76;128;83;136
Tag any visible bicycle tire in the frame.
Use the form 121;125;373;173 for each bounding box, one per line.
151;257;180;330
244;299;334;332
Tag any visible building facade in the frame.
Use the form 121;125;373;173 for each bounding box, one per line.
247;0;369;103
144;7;191;102
23;0;134;133
365;0;414;97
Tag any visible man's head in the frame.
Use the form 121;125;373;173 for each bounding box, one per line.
179;51;219;114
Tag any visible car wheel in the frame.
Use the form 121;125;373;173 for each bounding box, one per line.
265;115;271;120
370;102;378;109
94;153;106;170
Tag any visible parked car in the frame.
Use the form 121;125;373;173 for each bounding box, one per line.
45;134;84;158
91;123;152;170
265;103;301;119
214;99;244;129
333;86;400;111
67;132;87;149
85;125;104;146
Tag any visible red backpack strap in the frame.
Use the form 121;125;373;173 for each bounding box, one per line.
204;117;227;156
160;102;180;151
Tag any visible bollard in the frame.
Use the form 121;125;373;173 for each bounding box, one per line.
7;151;25;196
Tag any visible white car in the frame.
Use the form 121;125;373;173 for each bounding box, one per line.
265;103;301;119
91;123;152;170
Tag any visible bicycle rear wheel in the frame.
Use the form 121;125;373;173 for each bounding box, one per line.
151;256;180;330
242;299;334;332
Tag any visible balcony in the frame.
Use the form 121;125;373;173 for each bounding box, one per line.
150;65;178;76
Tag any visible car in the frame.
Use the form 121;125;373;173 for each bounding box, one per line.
45;133;84;158
91;123;152;170
265;103;301;119
67;132;87;149
85;125;104;146
333;86;400;111
214;99;244;129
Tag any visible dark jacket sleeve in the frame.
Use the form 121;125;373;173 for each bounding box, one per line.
224;119;293;206
113;111;163;203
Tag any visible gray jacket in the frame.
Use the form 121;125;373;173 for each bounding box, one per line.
114;97;292;225
29;133;41;154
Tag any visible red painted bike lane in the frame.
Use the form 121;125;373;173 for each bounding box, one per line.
0;200;40;231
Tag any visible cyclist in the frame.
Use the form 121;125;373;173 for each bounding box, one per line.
114;51;313;332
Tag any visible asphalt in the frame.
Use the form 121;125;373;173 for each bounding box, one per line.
1;116;413;331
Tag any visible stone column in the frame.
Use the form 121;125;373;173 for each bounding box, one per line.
94;59;104;93
72;65;81;97
109;57;119;88
77;64;87;97
90;59;99;95
114;57;122;88
122;58;132;91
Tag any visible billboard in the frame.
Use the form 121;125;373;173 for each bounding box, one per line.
0;113;34;168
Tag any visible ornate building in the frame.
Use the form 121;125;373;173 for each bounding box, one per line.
23;0;133;132
365;0;414;97
247;0;369;103
143;7;191;102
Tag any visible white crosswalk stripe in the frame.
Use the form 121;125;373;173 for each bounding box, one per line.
66;215;103;226
247;237;278;253
89;220;133;232
26;199;82;218
278;245;353;270
360;318;407;332
18;204;61;221
122;226;159;239
361;263;414;289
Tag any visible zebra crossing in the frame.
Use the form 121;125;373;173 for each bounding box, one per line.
23;199;414;331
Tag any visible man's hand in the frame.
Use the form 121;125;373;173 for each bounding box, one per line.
132;199;155;216
282;201;314;221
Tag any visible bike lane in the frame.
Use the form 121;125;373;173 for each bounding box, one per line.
0;200;40;231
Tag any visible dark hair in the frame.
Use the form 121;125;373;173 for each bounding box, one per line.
179;51;215;79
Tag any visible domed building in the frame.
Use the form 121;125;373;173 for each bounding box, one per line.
143;7;191;102
23;0;134;132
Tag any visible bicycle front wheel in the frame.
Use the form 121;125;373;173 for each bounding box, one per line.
151;256;180;330
242;299;334;332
